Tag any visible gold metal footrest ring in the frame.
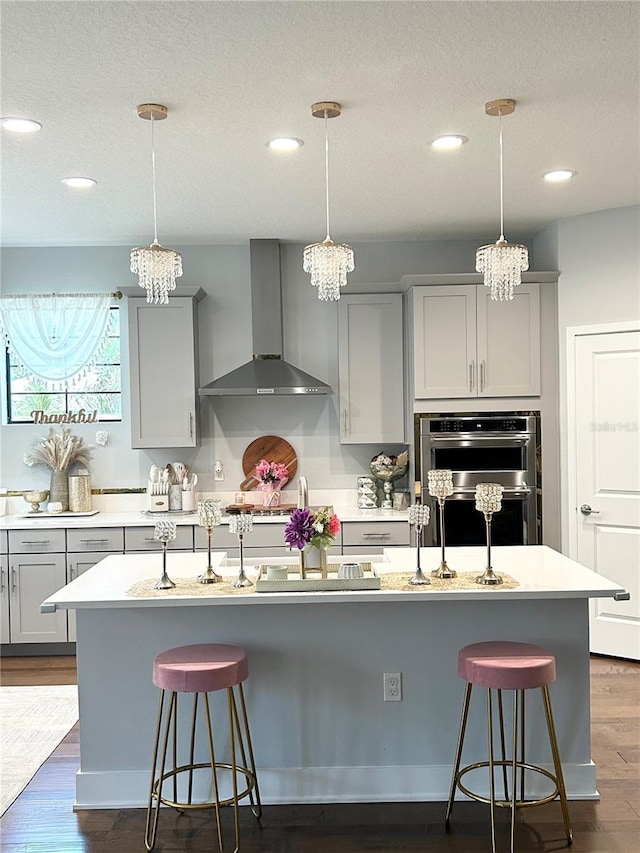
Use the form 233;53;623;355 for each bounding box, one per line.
456;760;561;809
150;762;257;811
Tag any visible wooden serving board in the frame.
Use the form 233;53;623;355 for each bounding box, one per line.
240;435;298;491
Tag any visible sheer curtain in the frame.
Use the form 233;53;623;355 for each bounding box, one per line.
0;293;114;386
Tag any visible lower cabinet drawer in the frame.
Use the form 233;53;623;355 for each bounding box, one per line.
67;527;124;553
195;523;288;551
9;528;66;553
341;522;409;548
124;526;194;552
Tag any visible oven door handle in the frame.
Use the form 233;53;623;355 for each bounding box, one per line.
453;486;532;496
426;435;530;443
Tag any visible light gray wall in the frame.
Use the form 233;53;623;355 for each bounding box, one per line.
0;237;492;495
533;204;640;550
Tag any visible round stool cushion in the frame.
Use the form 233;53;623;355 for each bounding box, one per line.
458;641;556;690
153;643;249;693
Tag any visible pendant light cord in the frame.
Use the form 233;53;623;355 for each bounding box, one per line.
150;113;159;245
498;109;505;242
324;109;331;241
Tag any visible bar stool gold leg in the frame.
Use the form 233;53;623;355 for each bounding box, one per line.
231;683;262;818
497;688;510;802
445;681;473;827
227;688;241;853
203;692;225;853
145;690;176;852
520;691;526;803
510;690;520;853
541;685;573;845
487;688;497;853
186;692;199;807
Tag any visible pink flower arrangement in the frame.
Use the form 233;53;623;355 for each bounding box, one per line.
284;505;340;551
255;458;289;489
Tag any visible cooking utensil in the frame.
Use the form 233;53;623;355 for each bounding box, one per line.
240;435;298;491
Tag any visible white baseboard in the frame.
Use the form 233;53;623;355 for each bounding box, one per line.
73;762;599;810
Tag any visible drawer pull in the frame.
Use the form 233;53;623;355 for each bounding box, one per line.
144;537;156;542
0;567;5;592
362;532;391;539
80;538;108;544
20;539;50;545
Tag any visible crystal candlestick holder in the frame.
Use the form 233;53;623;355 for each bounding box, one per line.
427;469;456;579
475;483;504;585
407;504;431;585
153;519;177;590
229;512;254;588
197;499;223;583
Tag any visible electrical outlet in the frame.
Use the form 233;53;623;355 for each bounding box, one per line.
214;460;224;481
383;672;402;702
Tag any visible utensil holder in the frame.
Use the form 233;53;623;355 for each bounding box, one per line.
168;485;182;511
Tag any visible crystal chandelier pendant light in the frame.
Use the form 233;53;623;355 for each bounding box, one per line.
303;102;354;301
130;104;183;305
475;99;528;301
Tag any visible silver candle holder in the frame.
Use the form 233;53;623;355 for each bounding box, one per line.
197;499;223;583
407;504;431;585
229;512;254;588
427;469;456;579
475;483;504;585
153;519;177;590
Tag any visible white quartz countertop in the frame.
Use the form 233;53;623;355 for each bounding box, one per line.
41;546;624;612
1;506;408;529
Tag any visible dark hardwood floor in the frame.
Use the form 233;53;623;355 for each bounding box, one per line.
1;655;638;852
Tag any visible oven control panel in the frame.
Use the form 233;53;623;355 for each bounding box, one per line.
424;416;535;433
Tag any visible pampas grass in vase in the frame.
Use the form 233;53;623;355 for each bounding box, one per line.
25;428;93;512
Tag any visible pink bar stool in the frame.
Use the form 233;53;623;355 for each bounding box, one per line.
445;641;572;852
144;643;261;853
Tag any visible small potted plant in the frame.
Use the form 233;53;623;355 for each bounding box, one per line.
284;505;340;578
255;459;289;507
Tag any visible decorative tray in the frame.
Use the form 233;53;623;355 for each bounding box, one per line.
16;509;100;518
255;563;380;593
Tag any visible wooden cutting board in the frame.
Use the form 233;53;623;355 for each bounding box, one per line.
240;435;298;491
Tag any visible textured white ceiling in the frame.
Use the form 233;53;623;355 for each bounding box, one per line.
1;0;638;248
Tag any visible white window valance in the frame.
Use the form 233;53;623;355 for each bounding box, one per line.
0;292;116;387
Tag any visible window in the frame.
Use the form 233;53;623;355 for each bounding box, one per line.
6;306;121;423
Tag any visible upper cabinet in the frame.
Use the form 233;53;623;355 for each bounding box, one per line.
338;293;405;444
412;284;540;399
126;289;205;448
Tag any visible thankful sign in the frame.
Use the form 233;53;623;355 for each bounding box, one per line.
31;409;99;424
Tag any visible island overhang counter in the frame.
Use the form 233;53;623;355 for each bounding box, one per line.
41;546;623;810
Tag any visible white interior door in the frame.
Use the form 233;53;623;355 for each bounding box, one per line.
574;329;640;659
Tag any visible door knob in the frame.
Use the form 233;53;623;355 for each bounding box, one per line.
580;504;600;515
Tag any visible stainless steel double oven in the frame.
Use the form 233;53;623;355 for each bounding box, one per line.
418;414;540;546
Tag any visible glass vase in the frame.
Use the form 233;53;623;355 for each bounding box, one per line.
262;486;281;508
49;469;69;512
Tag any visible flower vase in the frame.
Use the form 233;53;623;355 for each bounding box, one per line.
262;486;281;508
49;469;69;512
300;545;328;579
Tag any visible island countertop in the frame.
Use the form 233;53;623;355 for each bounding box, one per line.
41;546;624;613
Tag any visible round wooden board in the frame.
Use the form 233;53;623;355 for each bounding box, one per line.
240;435;298;490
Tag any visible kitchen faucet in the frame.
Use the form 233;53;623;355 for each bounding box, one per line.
297;475;309;509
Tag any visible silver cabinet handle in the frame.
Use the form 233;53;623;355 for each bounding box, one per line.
580;504;600;516
80;538;108;544
480;360;485;392
20;539;50;545
0;568;5;592
69;565;76;581
342;409;348;436
469;362;474;392
144;536;156;542
189;411;194;439
362;532;391;539
11;568;17;592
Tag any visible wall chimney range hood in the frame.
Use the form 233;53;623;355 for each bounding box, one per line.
198;240;331;396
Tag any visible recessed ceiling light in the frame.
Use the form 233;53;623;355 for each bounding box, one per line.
543;169;576;182
61;177;97;189
431;134;468;150
266;137;304;151
1;116;42;133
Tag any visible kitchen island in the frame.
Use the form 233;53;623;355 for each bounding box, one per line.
41;546;623;810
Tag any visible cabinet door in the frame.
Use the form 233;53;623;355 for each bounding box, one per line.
128;297;198;448
413;286;477;398
67;552;110;642
9;553;67;643
338;294;405;443
1;555;9;644
476;285;541;397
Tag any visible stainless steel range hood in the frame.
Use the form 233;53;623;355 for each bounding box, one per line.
199;240;331;396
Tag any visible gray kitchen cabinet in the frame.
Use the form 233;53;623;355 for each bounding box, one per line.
9;552;68;643
67;528;124;641
195;522;292;559
1;532;8;644
126;288;205;448
125;525;194;552
341;520;409;555
412;284;540;399
338;294;405;444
